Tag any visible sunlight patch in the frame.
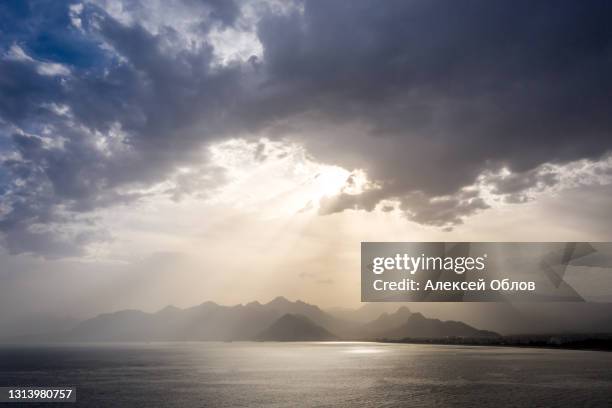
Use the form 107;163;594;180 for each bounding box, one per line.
207;138;369;216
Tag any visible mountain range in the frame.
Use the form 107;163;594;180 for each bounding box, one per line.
4;297;500;343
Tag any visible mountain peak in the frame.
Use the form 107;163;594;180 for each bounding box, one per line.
362;306;413;335
396;306;411;314
267;296;291;306
156;305;180;315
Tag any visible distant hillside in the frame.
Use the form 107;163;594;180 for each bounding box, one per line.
403;302;535;335
328;303;534;335
381;313;499;340
362;306;413;335
49;296;345;342
327;303;407;323
256;314;337;341
3;297;501;343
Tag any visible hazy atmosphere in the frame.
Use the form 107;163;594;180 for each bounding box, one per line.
2;0;612;337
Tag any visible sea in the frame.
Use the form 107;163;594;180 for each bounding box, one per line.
0;342;611;407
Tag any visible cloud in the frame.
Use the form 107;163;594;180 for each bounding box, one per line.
5;44;71;76
0;0;245;256
250;0;612;219
1;0;612;257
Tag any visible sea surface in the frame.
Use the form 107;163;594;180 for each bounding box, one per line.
0;342;611;407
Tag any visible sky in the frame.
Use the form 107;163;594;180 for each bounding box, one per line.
1;0;612;332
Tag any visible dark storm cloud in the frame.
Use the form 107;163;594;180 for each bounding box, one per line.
483;167;560;204
488;171;559;196
0;0;244;256
1;0;612;255
319;188;488;227
252;0;612;225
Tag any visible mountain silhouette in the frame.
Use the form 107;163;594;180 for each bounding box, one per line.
256;314;337;341
4;298;500;343
52;297;346;342
363;306;413;334
381;312;499;339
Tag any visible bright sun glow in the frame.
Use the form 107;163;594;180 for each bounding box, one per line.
312;166;350;199
207;138;355;216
